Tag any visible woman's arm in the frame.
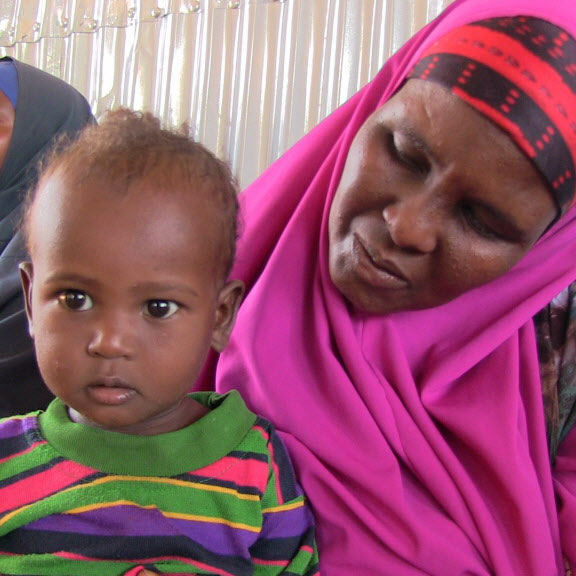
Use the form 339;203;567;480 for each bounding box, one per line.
554;421;576;570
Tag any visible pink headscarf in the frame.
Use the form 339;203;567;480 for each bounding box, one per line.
210;0;576;573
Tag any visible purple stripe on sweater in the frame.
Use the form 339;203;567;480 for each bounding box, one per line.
25;506;257;557
261;504;315;538
0;416;38;440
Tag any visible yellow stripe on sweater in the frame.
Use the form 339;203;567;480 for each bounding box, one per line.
65;500;261;532
262;499;305;514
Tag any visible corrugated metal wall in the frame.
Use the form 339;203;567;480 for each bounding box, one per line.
0;0;455;186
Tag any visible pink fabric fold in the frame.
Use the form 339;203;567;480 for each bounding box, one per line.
206;0;576;573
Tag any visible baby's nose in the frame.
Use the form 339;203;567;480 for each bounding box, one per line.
86;312;136;359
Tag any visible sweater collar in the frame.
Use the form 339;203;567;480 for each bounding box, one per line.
39;391;257;476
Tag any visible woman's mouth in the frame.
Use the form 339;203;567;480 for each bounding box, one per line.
353;233;409;290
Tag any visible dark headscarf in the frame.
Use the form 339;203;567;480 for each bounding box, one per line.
408;16;576;214
0;57;94;417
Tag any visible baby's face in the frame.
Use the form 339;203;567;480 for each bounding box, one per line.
21;173;242;434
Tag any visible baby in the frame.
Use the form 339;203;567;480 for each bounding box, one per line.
0;109;319;576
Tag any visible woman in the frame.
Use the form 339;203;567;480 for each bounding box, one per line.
0;57;93;416
207;0;576;573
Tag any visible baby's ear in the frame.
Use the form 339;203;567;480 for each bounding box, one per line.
19;262;35;338
211;280;245;352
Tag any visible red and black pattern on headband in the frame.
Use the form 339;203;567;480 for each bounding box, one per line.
408;17;576;213
468;17;576;91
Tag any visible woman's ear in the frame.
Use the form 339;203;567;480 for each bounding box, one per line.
211;279;245;352
19;262;35;338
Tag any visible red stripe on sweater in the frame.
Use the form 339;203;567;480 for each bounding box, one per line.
190;455;268;494
0;460;96;514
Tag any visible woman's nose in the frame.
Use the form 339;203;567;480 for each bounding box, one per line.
382;194;438;253
86;312;135;359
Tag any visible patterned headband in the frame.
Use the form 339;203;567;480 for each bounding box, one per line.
408;16;576;214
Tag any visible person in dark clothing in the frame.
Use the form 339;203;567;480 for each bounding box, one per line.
0;57;93;416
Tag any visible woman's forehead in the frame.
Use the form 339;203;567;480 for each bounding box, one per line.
405;15;576;214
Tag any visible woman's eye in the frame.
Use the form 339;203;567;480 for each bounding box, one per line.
144;300;180;319
390;133;428;175
58;290;93;311
461;205;500;240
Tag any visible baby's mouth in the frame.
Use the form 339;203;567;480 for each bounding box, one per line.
87;378;137;405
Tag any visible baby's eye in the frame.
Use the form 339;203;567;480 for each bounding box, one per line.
144;300;180;319
58;290;93;311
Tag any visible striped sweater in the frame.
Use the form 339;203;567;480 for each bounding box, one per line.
0;390;319;576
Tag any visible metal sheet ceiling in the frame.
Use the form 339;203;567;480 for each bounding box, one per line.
0;0;455;187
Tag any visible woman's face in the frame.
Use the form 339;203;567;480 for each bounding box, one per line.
329;79;557;315
0;90;14;172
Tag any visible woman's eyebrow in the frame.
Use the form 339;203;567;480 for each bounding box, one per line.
395;124;440;165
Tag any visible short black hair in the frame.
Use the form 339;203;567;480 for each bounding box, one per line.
23;107;239;279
